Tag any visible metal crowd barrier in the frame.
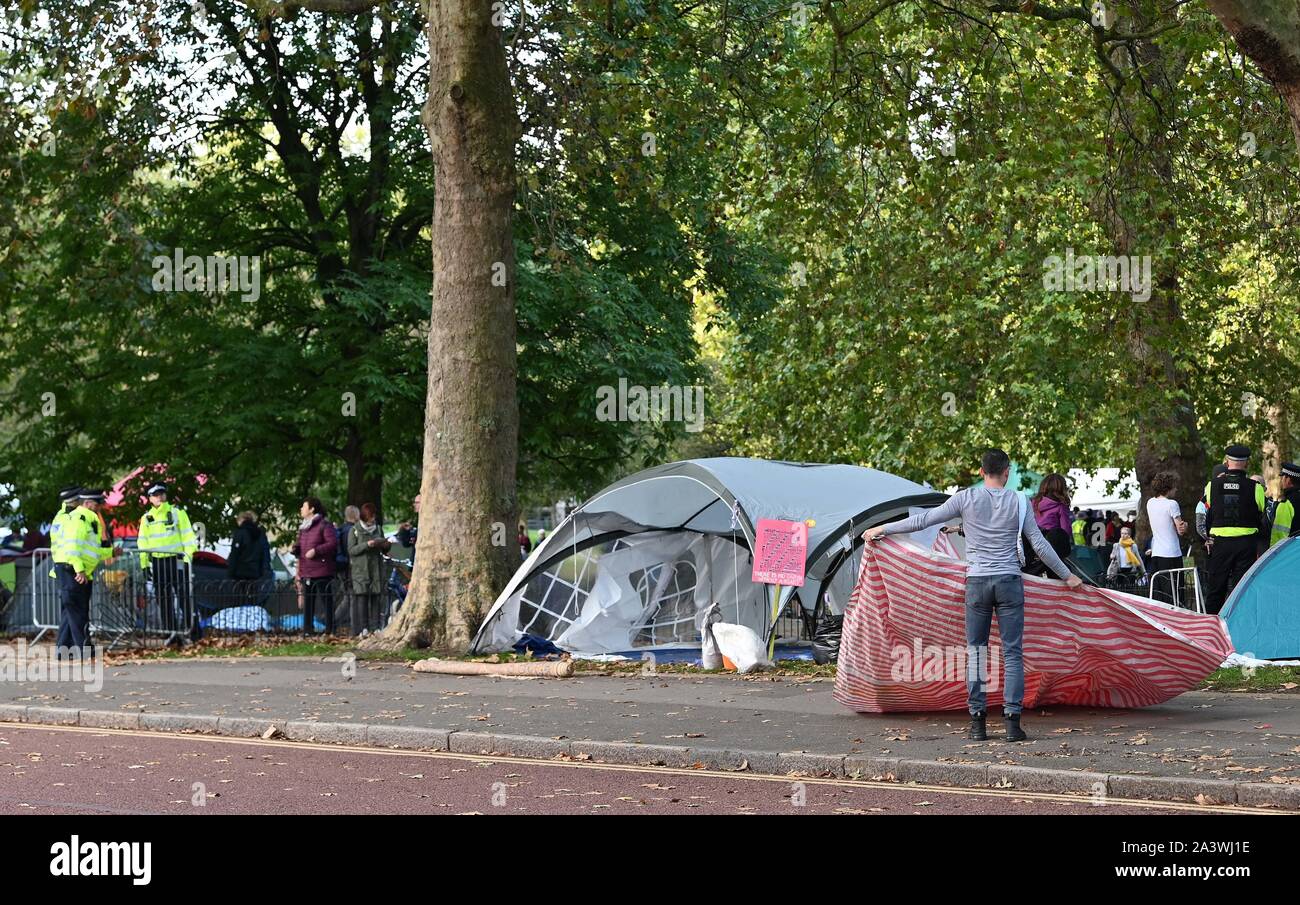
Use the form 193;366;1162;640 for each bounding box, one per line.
2;549;196;649
1148;566;1204;614
193;558;406;639
1100;571;1146;594
19;549;61;642
4;550;411;647
92;555;196;648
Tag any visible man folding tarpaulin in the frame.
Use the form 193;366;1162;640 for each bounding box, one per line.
846;458;1233;731
862;449;1081;742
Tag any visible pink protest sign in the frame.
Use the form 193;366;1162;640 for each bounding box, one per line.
751;518;808;587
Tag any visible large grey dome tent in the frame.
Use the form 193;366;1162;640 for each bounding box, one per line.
472;457;946;656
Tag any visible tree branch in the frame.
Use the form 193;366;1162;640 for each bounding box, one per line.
236;0;383;17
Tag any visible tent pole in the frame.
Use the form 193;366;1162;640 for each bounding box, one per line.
729;503;742;627
767;584;783;660
733;530;740;625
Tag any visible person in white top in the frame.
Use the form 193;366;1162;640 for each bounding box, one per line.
1146;471;1188;605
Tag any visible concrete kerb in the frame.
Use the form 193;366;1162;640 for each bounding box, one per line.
1;708;1295;809
687;747;754;772
844;755;901;781
1236;782;1300;810
895;758;989;788
986;763;1108;796
367;725;451;750
78;709;141;730
25;706;79;725
1106;773;1238;806
216;716;280;738
285;720;368;746
0;704;28;722
140;713;220;733
570;740;700;768
448;731;498;755
487;734;573;759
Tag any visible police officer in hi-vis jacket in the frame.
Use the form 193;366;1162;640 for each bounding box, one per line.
57;489;112;656
50;485;83;651
137;482;197;638
1269;462;1300;547
1203;444;1268;614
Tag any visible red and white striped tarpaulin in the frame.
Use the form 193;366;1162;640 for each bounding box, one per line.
834;537;1233;713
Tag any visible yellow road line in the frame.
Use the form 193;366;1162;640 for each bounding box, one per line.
3;722;1287;815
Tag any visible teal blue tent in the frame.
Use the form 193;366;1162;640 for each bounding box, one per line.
1069;544;1105;583
1221;537;1300;660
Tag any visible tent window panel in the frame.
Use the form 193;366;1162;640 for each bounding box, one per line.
630;558;701;648
516;544;604;642
822;545;863;616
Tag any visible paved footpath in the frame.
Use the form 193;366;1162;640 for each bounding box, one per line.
0;656;1297;809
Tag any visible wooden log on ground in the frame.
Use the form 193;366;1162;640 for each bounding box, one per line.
410;658;574;677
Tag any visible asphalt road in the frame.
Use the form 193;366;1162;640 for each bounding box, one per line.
0;724;1251;815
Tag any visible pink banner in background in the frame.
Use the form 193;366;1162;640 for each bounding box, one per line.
751;518;807;587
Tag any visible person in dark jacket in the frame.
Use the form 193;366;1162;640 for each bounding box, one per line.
227;512;271;579
336;505;359;630
1027;473;1073;574
293;497;338;635
347;502;390;635
396;493;420;550
338;506;358;569
227;512;272;606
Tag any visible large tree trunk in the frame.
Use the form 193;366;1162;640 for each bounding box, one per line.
1106;5;1209;550
363;0;520;651
1206;1;1300;150
1128;276;1208;551
1201;2;1300;508
1263;401;1289;494
342;407;384;515
1126;238;1207;550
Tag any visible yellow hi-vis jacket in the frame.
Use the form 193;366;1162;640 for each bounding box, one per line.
48;506;77;577
1271;497;1297;547
138;502;196;567
60;505;106;576
49;507;74;562
92;510;112;565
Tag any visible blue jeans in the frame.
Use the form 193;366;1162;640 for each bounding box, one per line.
965;573;1025;717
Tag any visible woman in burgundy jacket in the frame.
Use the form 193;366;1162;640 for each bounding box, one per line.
293;497;338;635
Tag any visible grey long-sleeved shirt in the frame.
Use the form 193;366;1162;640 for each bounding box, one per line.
881;485;1074;580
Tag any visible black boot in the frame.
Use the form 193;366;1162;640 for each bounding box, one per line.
1005;714;1028;742
968;712;987;741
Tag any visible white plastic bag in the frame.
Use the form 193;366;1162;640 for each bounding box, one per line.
700;603;724;670
711;622;773;674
